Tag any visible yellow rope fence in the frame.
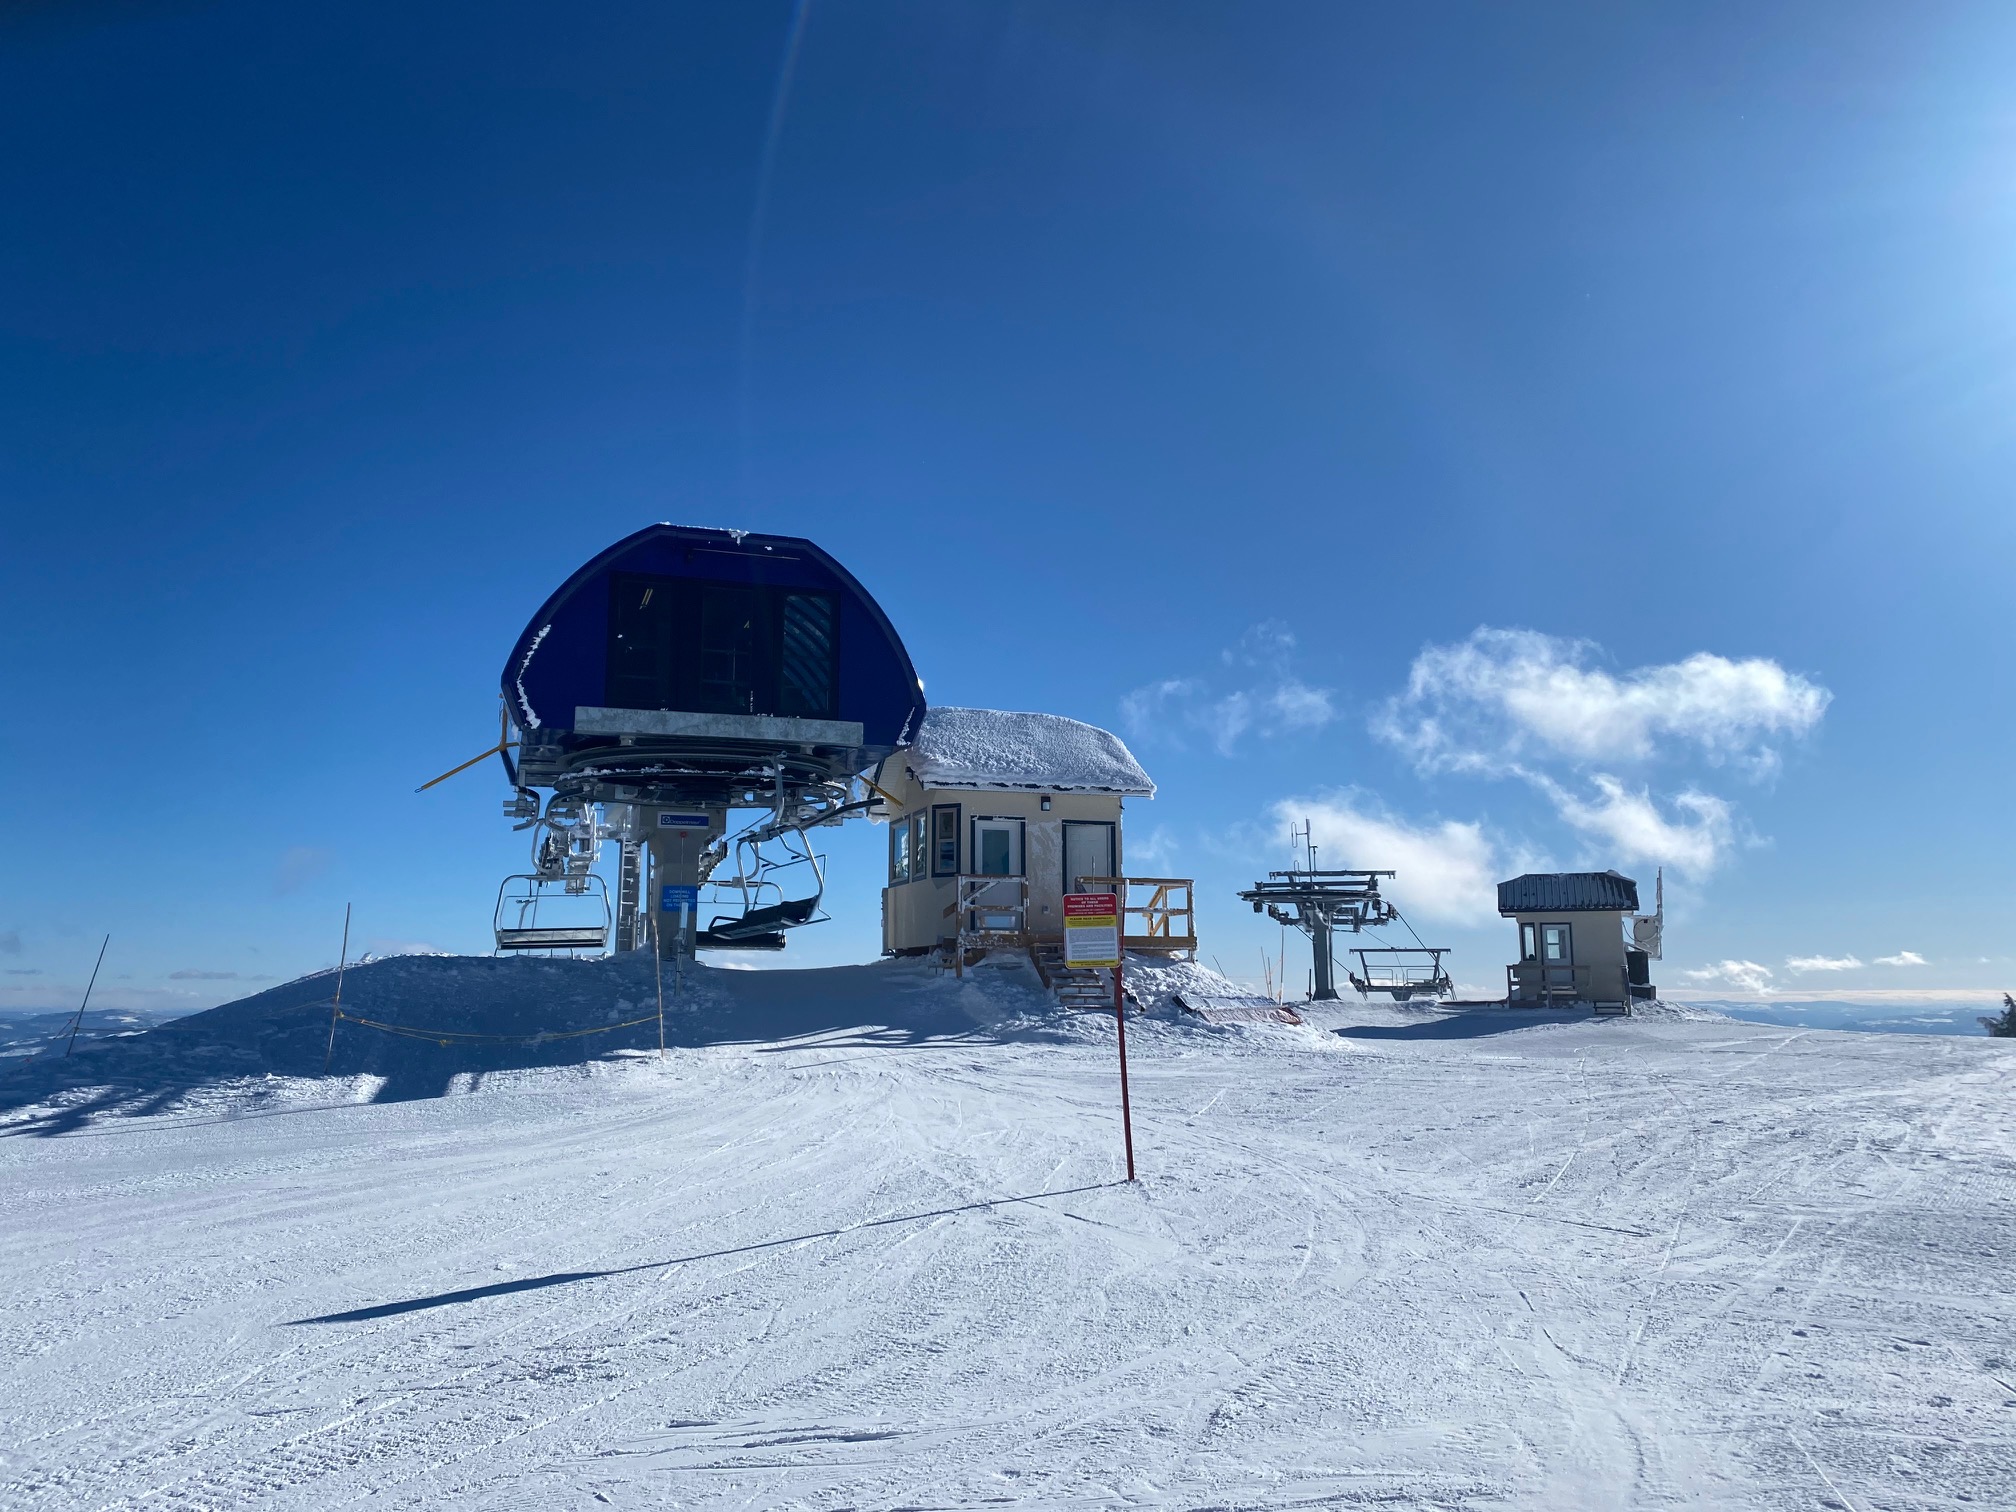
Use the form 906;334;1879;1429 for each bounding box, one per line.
323;1003;664;1049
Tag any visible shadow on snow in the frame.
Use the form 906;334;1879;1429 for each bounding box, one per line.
0;953;1062;1137
1336;1006;1608;1041
288;1181;1126;1325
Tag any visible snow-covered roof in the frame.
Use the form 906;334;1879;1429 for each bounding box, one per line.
901;707;1155;796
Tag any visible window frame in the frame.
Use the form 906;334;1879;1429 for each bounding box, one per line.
930;803;962;877
603;576;840;720
1061;819;1116;894
776;590;839;719
889;815;911;885
968;815;1026;878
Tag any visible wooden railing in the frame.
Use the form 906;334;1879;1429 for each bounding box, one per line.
943;875;1030;977
1075;877;1197;956
1507;963;1590;1006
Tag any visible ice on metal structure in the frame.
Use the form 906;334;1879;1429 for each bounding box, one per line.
1632;867;1664;960
1239;868;1397;1001
489;524;926;958
1238;822;1402;1001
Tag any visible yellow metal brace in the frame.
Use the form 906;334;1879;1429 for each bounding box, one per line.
416;707;519;793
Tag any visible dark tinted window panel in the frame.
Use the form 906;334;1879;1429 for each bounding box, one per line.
699;586;764;714
777;593;836;718
606;575;677;710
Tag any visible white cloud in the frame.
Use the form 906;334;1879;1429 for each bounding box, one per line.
1274;794;1503;928
1222;620;1299;667
1123;826;1178;871
1117;678;1201;733
1122;624;1337;755
1377;627;1830;775
1528;772;1734;874
1786;954;1862;972
1266;679;1335;730
1875;951;1927;967
1683;959;1776;996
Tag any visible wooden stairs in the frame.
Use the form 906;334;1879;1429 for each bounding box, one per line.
1029;941;1143;1013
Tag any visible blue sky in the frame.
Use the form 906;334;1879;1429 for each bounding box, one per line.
3;2;2013;1011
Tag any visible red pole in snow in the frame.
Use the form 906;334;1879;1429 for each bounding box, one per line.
1068;890;1136;1182
1114;947;1136;1183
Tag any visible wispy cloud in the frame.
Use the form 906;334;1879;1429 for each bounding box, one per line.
168;969;243;981
1786;954;1862;972
5;968;42;976
0;930;19;955
1875;951;1927;967
1377;627;1830;777
1683;959;1776;996
1369;627;1828;879
1121;827;1178;873
1272;793;1509;928
1527;771;1735;873
1122;622;1337;756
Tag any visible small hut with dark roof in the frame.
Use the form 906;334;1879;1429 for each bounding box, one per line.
1497;871;1643;1013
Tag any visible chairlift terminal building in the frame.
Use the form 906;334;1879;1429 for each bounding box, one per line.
494;524;927;956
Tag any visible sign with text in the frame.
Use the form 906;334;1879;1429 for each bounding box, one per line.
659;884;700;916
1063;892;1120;969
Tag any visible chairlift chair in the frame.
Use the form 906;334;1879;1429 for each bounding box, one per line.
493;873;612;954
1347;946;1454;1000
695;822;828;951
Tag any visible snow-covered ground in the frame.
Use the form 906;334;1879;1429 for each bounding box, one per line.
3;954;2012;1510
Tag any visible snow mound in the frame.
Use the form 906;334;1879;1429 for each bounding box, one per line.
1625;997;1734;1022
905;707;1155;795
0;953;1080;1131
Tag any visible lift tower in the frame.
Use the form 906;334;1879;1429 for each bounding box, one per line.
1239;868;1397;1001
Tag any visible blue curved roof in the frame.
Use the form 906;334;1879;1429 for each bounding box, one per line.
501;523;924;757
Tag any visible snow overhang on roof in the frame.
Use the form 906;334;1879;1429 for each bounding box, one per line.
1497;871;1640;915
903;707;1155;796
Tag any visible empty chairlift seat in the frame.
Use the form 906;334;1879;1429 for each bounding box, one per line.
493;875;612;954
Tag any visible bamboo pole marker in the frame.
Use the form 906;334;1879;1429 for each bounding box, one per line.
322;903;352;1074
62;934;111;1058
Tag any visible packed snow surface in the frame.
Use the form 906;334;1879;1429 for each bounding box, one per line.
3;954;2012;1510
904;706;1155;795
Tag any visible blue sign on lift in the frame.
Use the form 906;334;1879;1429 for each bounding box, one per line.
660;885;700;914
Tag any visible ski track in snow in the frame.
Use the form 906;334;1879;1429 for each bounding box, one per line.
1;957;2012;1510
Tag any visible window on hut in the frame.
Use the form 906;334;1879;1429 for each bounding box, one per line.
889;817;911;884
931;804;960;876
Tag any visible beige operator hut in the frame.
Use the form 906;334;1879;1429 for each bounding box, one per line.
873;707;1194;965
1499;870;1659;1015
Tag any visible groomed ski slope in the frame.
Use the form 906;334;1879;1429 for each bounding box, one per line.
3;955;2012;1510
